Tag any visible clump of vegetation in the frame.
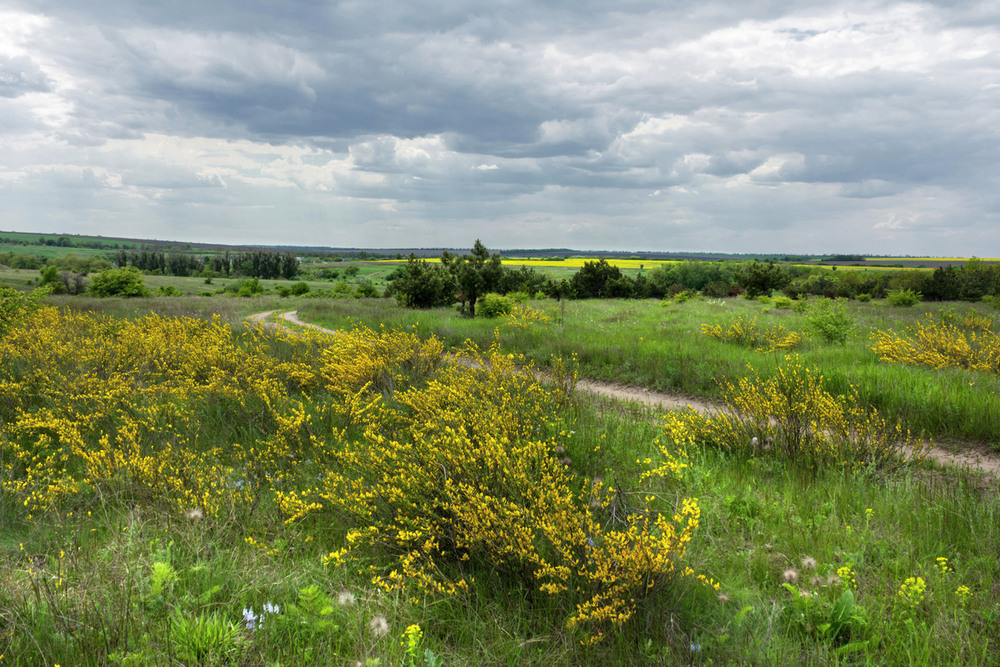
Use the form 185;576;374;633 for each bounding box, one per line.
87;266;151;297
773;295;794;309
734;260;792;297
222;277;265;297
886;288;921;307
477;292;514;318
871;312;999;374
701;315;803;353
805;298;854;344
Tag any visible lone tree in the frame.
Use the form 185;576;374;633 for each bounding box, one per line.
442;240;503;317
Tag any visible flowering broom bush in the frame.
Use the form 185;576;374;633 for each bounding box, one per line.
701;315;803;353
1;306;710;645
660;355;924;472
283;340;710;642
870;312;1000;374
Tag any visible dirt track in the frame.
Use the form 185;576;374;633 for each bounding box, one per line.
249;310;1000;480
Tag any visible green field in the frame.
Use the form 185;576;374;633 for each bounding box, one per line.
2;264;1000;665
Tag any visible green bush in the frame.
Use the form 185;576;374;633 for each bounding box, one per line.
355;281;379;298
88;266;150;298
773;296;794;309
806;299;854;344
507;291;530;303
673;291;694;303
857;293;872;302
237;278;264;298
887;288;921;307
156;286;183;297
478;293;513;318
290;281;310;296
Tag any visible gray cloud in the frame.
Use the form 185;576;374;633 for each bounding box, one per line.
0;0;998;254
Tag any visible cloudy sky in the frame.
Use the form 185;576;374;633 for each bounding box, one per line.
1;1;998;254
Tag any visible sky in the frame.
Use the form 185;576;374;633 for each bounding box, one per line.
1;1;998;255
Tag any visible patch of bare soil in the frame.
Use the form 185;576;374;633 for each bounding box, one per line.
249;311;1000;480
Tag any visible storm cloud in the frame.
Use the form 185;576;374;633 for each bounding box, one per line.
1;0;998;254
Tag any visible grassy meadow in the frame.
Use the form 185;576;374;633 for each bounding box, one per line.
1;284;999;665
295;295;1000;448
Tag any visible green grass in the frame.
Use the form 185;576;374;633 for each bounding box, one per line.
3;294;999;665
3;378;998;665
0;243;114;260
294;296;1000;447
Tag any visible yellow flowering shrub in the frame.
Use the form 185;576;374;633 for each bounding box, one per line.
284;340;705;640
1;306;707;644
870;312;1000;374
0;307;330;514
661;355;924;472
701;315;803;353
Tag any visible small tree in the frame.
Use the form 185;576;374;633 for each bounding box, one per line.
735;260;792;297
444;240;503;317
390;256;455;308
88;266;151;298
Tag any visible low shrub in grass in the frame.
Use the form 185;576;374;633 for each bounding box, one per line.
223;277;265;297
773;296;794;309
870;312;1000;373
886;288;921;307
477;292;513;318
88;266;151;298
662;355;924;472
701;315;803;353
805;298;854;344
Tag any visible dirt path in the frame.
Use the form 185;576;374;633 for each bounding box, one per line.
251;310;1000;479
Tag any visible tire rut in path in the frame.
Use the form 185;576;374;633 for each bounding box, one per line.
249;310;1000;481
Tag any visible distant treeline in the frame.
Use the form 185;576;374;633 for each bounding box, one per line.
114;249;299;279
390;247;1000;310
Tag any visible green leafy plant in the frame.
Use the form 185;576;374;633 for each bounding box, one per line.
806;299;854;344
169;610;247;666
149;561;179;598
283;585;340;633
782;584;869;646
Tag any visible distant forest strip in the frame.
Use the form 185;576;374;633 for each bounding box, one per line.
387;245;1000;306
